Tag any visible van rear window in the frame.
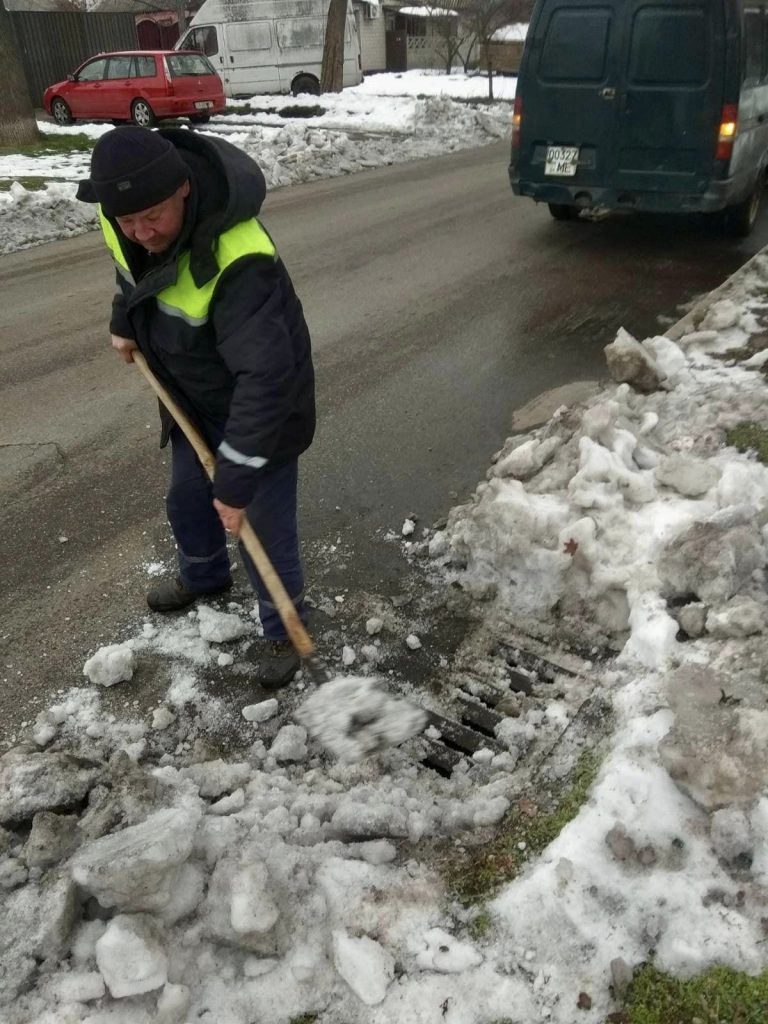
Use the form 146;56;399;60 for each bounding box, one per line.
629;7;709;86
166;54;217;77
539;8;612;82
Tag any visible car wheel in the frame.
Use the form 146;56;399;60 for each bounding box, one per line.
291;74;321;97
189;114;211;124
51;98;74;126
548;203;578;221
725;179;763;238
131;99;157;128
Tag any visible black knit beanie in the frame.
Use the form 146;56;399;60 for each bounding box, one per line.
76;127;189;217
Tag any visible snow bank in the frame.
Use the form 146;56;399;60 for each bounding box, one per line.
0;74;512;256
438;281;768;671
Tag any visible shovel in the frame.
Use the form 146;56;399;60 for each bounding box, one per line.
133;351;427;760
132;350;330;685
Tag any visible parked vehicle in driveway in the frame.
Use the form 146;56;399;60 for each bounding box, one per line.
509;0;768;235
176;0;362;99
43;51;226;128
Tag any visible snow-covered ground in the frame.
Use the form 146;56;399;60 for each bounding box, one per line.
4;223;768;1021
0;71;513;256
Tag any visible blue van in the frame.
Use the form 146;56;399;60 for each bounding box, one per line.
509;0;768;235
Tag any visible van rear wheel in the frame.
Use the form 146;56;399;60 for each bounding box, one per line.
725;181;763;238
548;203;578;221
291;74;321;97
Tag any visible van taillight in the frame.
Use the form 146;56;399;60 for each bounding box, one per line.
716;104;738;161
511;95;522;150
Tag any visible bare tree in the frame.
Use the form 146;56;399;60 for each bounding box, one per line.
321;0;347;93
462;0;528;98
462;0;515;99
429;8;472;75
0;1;42;148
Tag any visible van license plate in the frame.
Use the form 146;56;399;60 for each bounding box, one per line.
545;145;579;177
195;101;213;110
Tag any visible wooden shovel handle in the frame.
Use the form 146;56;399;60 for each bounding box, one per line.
133;350;315;659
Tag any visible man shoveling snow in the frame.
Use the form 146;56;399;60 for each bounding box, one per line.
77;126;315;689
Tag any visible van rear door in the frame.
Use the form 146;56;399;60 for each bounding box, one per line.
517;0;624;188
615;0;724;194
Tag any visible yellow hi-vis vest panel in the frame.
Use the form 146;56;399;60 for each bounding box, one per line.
98;209;277;325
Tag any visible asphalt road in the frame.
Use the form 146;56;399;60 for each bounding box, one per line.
2;139;767;740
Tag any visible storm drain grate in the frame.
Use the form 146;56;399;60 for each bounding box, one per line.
419;707;505;777
417;640;588;776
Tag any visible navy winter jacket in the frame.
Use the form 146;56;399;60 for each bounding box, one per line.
102;129;315;508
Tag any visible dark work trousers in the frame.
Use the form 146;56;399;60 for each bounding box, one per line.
166;425;307;640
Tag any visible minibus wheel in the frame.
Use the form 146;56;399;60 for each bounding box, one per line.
726;181;763;238
548;203;578;221
291;74;321;97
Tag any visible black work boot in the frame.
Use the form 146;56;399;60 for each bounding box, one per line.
254;639;301;691
147;576;232;613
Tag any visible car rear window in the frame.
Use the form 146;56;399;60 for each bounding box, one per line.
106;56;133;79
539;8;612;82
166;54;217;77
629;6;710;86
133;55;157;78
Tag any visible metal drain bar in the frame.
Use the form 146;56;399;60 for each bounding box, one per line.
418;641;583;776
420;704;506;776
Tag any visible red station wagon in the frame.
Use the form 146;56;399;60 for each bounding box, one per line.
43;50;226;128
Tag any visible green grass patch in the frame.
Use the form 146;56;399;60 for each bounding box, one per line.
620;963;768;1024
0;131;93;158
726;422;768;464
289;1016;319;1024
443;749;601;906
0;176;48;191
467;908;493;941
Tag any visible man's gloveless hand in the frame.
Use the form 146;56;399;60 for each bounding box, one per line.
111;334;138;363
213;499;245;537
